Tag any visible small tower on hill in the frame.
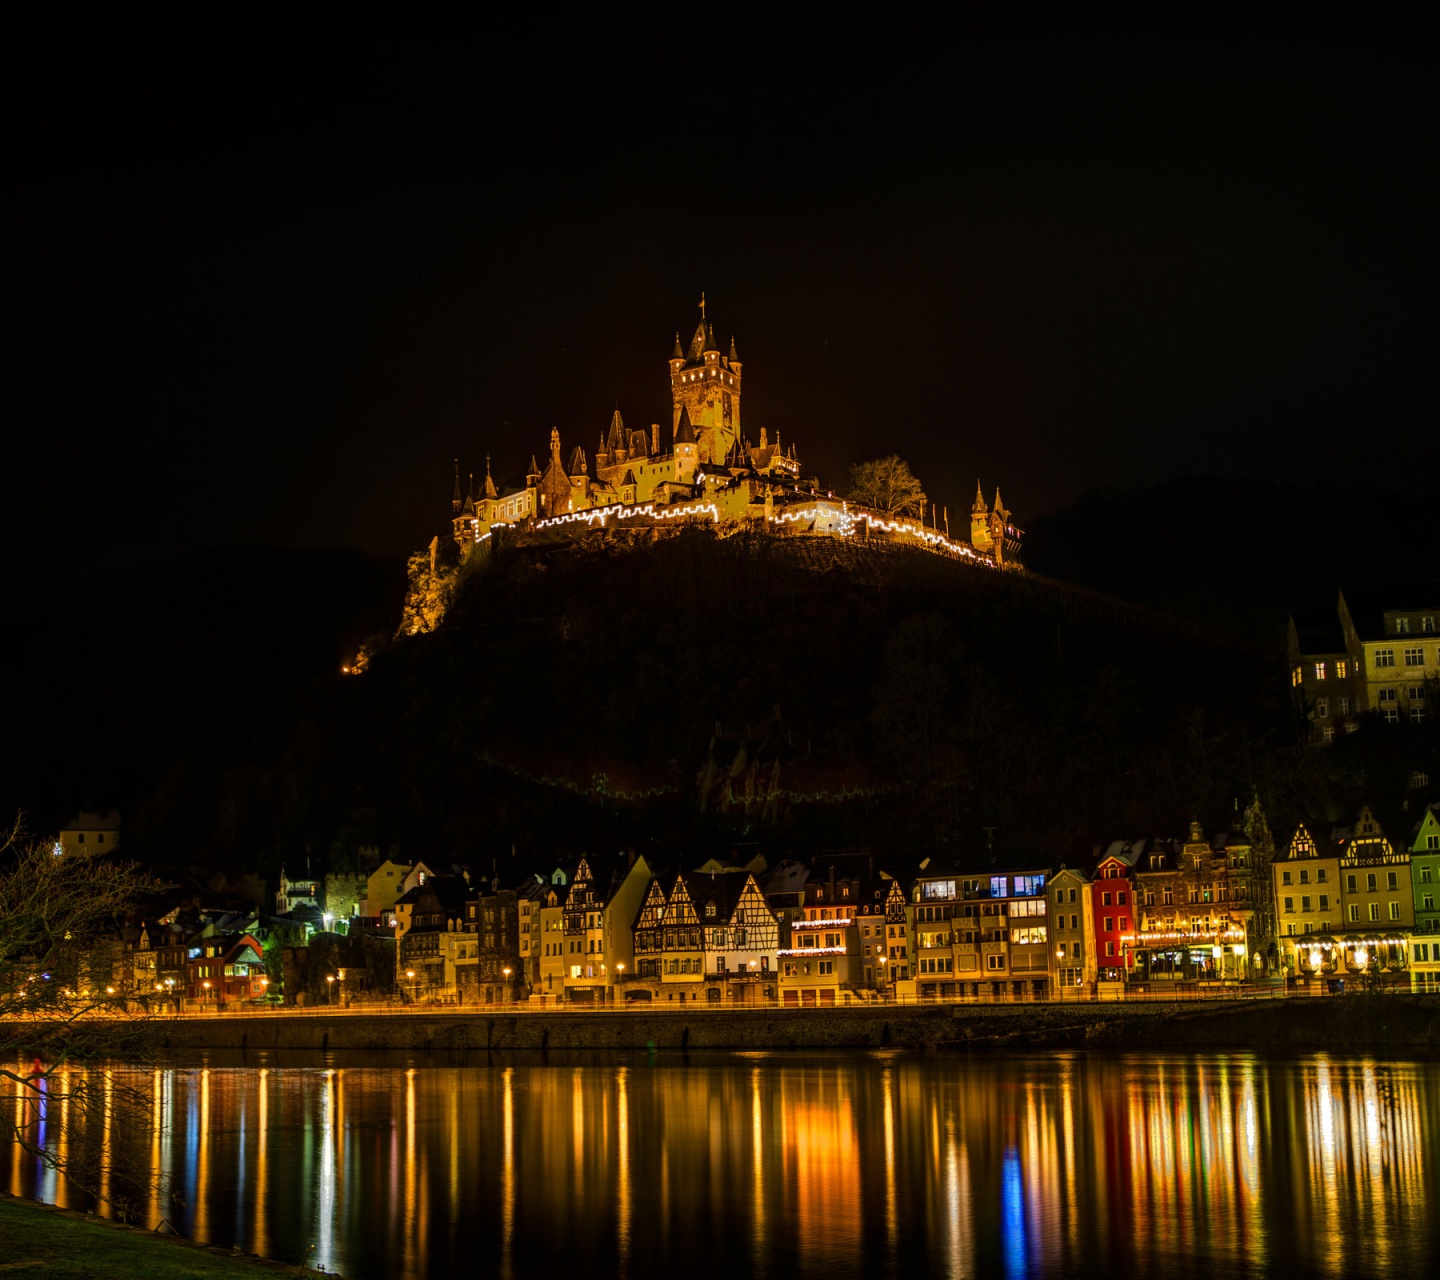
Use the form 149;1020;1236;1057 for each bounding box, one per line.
970;481;992;552
674;405;698;485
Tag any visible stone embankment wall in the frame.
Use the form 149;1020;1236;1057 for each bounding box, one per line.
145;996;1440;1056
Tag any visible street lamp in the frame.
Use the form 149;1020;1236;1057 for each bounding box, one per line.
326;975;336;1003
502;966;512;1004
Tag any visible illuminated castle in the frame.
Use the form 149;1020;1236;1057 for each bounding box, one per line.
438;302;1020;570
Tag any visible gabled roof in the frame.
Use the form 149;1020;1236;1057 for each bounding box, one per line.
1340;583;1440;641
686;871;749;925
1290;607;1346;656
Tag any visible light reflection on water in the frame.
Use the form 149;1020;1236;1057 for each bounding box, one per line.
4;1051;1439;1279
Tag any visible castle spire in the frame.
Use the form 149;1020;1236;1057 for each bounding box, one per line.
484;454;497;500
549;427;562;459
972;480;987;513
452;458;462;514
675;403;697;445
729;334;739;361
672;332;684;360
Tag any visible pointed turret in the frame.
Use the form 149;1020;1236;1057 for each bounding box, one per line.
452;458;462;514
467;471;475;505
568;445;589;479
606;407;626;453
527;454;541;486
671;332;684;360
675;404;696;445
729;335;739;361
703;323;720;354
483;454;497;500
972;480;987;514
674;405;698;484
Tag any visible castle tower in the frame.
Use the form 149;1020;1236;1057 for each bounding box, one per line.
669;296;740;466
674;405;698;485
970;481;993;552
539;428;573;517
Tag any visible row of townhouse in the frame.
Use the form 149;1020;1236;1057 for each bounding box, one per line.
1271;803;1440;992
387;800;1440;1008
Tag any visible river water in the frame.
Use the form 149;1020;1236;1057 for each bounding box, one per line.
4;1050;1438;1279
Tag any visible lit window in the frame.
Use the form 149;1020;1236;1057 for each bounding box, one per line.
1314;662;1326;680
1369;903;1380;921
1395;617;1411;634
1348;904;1360;922
1336;660;1348;678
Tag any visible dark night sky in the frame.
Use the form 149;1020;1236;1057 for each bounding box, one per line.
2;11;1428;621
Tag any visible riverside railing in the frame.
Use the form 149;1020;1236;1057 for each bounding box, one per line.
148;983;1297;1018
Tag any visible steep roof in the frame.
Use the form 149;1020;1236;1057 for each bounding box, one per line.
1290;607;1346;655
675;405;696;445
1340;583;1440;641
686;871;748;924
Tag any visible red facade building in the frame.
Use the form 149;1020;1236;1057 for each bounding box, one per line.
1091;853;1136;980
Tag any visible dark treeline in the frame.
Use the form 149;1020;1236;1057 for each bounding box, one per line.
5;509;1435;892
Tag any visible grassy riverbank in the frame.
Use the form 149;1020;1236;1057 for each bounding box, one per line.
0;1195;317;1278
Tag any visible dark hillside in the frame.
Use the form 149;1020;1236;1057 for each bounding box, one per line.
9;532;1431;884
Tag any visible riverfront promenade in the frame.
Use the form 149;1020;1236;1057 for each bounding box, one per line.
141;992;1440;1055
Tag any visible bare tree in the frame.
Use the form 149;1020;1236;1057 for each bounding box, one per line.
1;817;165;1217
847;455;928;518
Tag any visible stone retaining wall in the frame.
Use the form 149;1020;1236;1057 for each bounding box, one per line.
140;996;1440;1055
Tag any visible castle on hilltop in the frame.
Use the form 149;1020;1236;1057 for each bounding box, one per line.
395;303;1022;637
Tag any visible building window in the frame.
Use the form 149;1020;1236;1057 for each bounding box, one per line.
986;954;1005;971
1314;662;1326;680
1336;660;1348;678
1282;870;1292;885
1291;667;1303;687
1389;902;1401;921
1301;896;1311;913
1374;649;1396;668
1348;904;1360;922
1423;617;1436;633
1315;698;1328;718
1321;726;1336;743
818;960;834;976
1405;647;1425;667
1369;903;1380;922
1395;618;1411;634
1338;696;1350;715
1102;892;1112;907
1283;897;1294;913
